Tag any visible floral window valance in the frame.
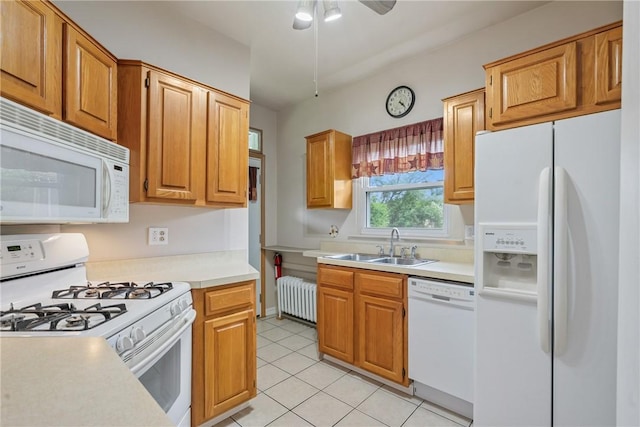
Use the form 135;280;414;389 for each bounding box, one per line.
351;117;444;178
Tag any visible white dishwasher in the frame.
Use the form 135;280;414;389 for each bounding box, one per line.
408;277;475;419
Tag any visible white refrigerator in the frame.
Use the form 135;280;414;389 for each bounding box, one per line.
473;109;620;427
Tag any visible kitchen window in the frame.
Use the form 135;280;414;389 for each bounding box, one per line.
356;169;449;238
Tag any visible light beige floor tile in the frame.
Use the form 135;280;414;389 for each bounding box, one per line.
324;372;380;407
271;352;317;375
292;391;352;427
257;342;293;363
279;321;311;334
266;411;314;427
296;361;347;389
257;320;277;334
276;334;314;351
256;357;268;368
265;317;294;327
297;327;318;341
357;388;420;426
381;384;424;405
419;401;473;426
403;406;465;427
263;376;319;409
257;335;273;349
260;327;295;342
213;417;241;427
232;393;288;427
297;343;321;361
257;364;291;391
334;409;386;426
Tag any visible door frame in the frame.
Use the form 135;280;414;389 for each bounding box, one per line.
249;151;266;317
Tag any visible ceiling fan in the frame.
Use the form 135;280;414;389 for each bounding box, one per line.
293;0;397;29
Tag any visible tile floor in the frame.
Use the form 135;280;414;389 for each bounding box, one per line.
214;316;473;427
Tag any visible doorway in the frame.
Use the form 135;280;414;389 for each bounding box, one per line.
248;154;264;317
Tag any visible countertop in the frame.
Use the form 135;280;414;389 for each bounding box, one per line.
304;250;474;284
0;337;173;427
86;252;259;289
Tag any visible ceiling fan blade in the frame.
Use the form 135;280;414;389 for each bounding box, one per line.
358;0;396;15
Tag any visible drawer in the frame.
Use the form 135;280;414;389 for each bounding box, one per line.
318;265;354;291
356;271;405;299
205;281;254;317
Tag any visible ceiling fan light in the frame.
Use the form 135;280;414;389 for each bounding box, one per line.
295;0;315;22
323;1;342;22
293;16;313;30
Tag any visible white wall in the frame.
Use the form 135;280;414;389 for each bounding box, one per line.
52;1;250;98
275;1;623;249
50;0;252;261
617;1;640;424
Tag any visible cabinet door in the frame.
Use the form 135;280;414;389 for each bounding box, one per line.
147;70;206;201
0;0;62;117
595;26;622;105
356;294;405;384
444;89;484;204
306;132;333;208
317;285;354;363
486;42;577;127
204;309;256;419
63;24;117;140
206;91;249;206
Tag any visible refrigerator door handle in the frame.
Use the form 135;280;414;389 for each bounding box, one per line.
537;167;551;353
554;166;569;355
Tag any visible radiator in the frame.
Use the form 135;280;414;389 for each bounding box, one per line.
276;276;317;323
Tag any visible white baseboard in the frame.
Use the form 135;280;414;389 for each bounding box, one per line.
265;306;277;317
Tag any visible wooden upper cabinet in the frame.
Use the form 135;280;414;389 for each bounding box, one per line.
306;129;353;209
118;60;250;208
147;70;206;202
484;21;622;131
595;26;622;105
443;88;485;204
63;24;117;140
0;0;62;118
486;42;577;127
206;91;249;207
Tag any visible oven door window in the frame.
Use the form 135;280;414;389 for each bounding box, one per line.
0;129;102;220
138;339;181;412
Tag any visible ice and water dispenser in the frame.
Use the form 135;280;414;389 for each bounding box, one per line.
477;223;538;301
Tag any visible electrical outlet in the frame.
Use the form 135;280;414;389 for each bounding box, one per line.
148;227;169;245
465;225;475;240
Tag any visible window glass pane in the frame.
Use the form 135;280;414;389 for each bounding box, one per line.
368;186;444;229
249;128;261;151
369;169;443;187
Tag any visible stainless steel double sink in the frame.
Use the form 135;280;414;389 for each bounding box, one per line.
323;253;437;267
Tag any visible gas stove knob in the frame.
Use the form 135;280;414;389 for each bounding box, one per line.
116;336;134;353
170;302;181;316
179;299;189;311
130;327;146;343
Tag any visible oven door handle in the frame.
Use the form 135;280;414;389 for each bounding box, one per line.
130;309;196;377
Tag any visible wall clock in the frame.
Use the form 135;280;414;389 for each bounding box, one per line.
386;85;415;118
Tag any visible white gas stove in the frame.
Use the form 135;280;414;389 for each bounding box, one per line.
0;233;195;427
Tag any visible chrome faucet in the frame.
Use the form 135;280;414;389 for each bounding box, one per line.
389;228;400;257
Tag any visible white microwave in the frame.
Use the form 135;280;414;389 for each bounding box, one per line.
0;97;129;224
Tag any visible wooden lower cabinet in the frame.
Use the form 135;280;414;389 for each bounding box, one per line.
317;285;354;363
356;293;405;384
192;282;257;427
317;264;408;386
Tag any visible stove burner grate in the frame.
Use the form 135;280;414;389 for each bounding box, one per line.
0;302;127;332
52;281;173;300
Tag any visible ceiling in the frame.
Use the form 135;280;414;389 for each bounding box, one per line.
163;1;548;111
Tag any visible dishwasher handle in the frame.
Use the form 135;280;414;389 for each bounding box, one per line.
408;292;475;310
